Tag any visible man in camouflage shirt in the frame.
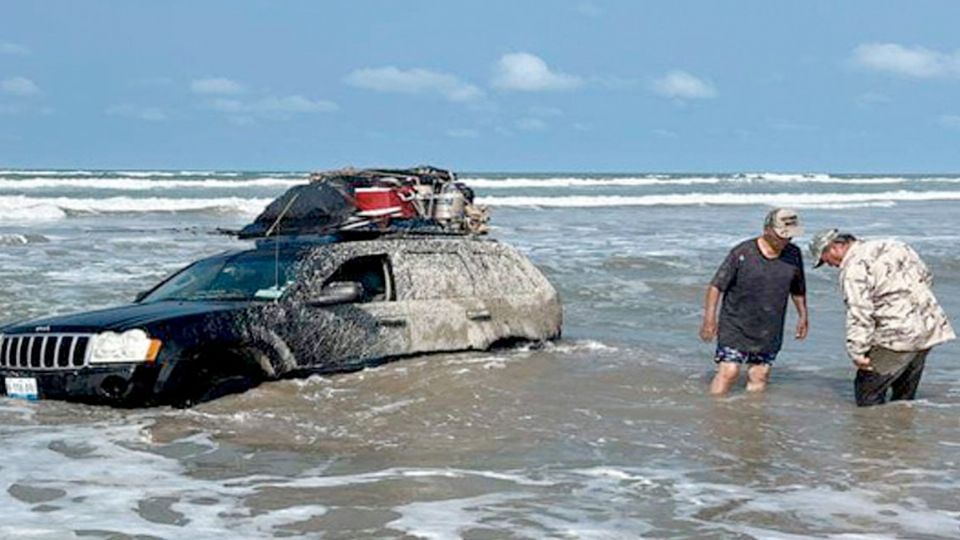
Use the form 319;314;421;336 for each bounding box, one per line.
810;229;955;406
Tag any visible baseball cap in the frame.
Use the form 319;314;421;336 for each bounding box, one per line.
764;208;803;238
808;228;839;268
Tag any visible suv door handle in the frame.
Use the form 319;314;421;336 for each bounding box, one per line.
467;309;492;321
377;316;407;327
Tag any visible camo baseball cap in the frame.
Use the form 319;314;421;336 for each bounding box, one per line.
808;228;839;268
763;208;803;238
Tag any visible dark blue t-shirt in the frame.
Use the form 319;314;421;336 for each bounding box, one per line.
710;239;805;354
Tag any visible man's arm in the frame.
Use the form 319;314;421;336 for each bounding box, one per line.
700;285;721;341
789;249;808;340
791;293;808;339
906;243;933;286
841;266;875;368
702;247;739;342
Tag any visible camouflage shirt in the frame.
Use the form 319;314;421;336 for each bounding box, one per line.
839;239;955;360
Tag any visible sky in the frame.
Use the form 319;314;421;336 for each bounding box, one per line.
2;0;960;172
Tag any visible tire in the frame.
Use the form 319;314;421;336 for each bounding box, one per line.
172;346;274;407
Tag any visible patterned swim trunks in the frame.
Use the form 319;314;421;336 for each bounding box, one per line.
714;345;777;365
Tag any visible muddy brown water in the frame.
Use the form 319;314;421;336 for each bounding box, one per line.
1;172;959;538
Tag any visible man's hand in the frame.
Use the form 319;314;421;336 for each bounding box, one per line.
795;317;808;340
700;317;718;342
852;356;873;371
701;285;722;342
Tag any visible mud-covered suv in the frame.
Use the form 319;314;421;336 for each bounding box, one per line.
0;235;562;407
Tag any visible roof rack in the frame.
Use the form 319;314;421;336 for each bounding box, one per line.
238;165;489;240
250;226;490;250
308;165;456;185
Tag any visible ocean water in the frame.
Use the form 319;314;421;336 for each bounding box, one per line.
0;170;958;539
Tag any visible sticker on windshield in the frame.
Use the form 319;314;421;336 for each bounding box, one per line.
254;286;284;300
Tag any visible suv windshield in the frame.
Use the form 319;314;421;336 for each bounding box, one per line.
141;250;302;302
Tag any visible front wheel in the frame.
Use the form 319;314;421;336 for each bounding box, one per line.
170;347;274;408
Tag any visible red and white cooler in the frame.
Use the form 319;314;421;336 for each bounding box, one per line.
353;187;417;218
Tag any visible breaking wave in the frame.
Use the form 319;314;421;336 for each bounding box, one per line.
0;233;49;245
477;190;960;208
1;188;957;223
2;172;960;193
463;174;960;189
465;176;722;188
0;169;248;177
0;195;271;222
0;177;304;191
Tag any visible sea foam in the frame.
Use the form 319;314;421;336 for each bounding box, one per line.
0;177;302;191
1;191;932;221
477;190;960;208
0;195;271;222
461;174;960;189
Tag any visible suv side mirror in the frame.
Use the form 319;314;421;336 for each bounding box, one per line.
308;281;364;306
134;291;149;303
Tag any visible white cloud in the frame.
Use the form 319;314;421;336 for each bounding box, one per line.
190;76;338;122
447;128;479;138
492;53;582;91
0;103;52;115
344;67;483;102
576;2;603;17
191;77;244;94
205;94;338;122
515;117;548;131
0;42;30;55
207;98;244;113
938;115;960;129
855;92;890;107
254;95;339;114
593;75;643;90
651;70;716;100
529;106;563;117
851;43;960;79
106;104;167;122
771;120;818;132
133;77;175;87
1;76;40;96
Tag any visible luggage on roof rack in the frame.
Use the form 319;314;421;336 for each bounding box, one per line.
238;165;489;239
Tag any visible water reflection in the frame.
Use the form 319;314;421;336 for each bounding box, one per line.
702;394;786;485
842;405;924;482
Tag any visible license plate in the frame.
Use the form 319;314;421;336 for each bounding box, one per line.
5;377;38;400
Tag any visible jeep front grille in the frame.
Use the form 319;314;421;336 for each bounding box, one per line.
0;334;92;370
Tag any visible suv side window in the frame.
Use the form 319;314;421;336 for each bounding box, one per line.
466;251;535;297
324;255;394;303
396;252;475;300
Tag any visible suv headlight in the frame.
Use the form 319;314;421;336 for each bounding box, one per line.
89;329;162;364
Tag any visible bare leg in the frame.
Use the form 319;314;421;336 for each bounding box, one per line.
710;362;741;395
746;363;771;392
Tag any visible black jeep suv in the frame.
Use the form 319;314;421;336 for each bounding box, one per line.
0;234;561;407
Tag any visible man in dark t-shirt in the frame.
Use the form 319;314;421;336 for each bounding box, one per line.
700;208;809;395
